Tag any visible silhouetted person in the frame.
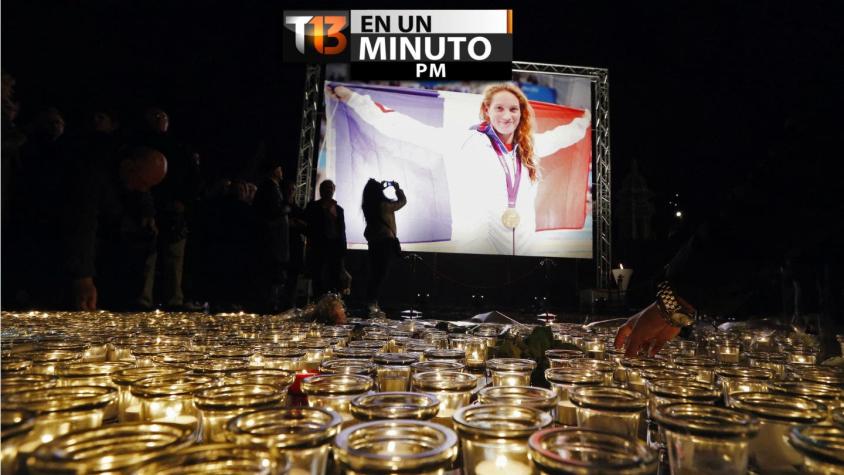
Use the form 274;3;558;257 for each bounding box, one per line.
1;72;29;308
200;179;259;312
12;107;69;307
305;180;346;297
362;178;406;313
283;179;307;307
65;147;167;310
138;106;201;309
254;162;290;311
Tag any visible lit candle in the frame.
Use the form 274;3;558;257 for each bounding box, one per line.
611;264;633;292
124;403;142;422
475;455;531;475
152;415;197;427
718;344;741;364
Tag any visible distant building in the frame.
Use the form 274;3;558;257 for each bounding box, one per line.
617;160;655;241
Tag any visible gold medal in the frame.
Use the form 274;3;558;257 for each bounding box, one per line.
501;207;521;229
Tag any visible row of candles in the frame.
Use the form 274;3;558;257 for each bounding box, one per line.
1;310;843;474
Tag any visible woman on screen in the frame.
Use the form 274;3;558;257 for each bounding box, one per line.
328;83;590;256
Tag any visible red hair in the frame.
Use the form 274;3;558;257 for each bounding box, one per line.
480;83;537;182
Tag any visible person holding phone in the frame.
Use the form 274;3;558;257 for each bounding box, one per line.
362;178;407;314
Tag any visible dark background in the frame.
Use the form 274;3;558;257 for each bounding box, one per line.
4;0;842;313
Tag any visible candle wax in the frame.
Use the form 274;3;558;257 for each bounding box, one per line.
475;455;531;475
152;415;197;426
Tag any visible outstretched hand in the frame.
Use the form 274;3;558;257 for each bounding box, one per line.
73;277;98;311
326;85;352;102
614;302;681;357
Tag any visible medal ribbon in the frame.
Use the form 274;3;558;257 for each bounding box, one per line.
482;123;522;208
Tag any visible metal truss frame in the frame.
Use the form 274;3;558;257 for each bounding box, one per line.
512;61;612;290
294;64;322;208
295;61;612;289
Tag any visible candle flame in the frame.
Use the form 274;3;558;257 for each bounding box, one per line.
496;454;508;468
619;263;624;269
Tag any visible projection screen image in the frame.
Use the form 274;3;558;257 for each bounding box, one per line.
317;72;593;258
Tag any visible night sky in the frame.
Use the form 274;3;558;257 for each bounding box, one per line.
4;1;843;302
5;1;841;200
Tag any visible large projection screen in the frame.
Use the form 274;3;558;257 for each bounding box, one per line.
317;65;594;259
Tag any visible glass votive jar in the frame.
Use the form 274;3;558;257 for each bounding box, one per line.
301;339;331;371
107;336;142;361
715;367;774;404
411;360;465;375
25;350;82;375
26;422;195;474
582;337;606;359
747;351;788;379
130;374;213;428
412;370;479;424
130;344;187;367
676;339;698;357
1;408;36;475
528;427;657;475
151;350;207;367
333;347;378;360
770;381;844;414
56;361;134;388
186;358;249;376
449;336;469;351
208;347;255;360
544;349;584;368
301;374;373;423
729;391;827;472
132;443;276;475
255;349;307;371
464;338;487;370
224;368;295;392
320;359;377;377
654;403;759;475
834;407;844;427
477;386;557;419
717;340;742;364
348;340;388;352
226;407;341;475
2;385;117;457
567;358;616;386
471;325;501;349
620;358;668;393
1;355;33;374
788;349;818;365
545;367;604;426
486;358;536;387
1;373;58;393
646;378;721;419
789;366;844;388
333;419;459;475
789;424;844;474
454;404;551;475
424;348;466;364
374;354;418;392
424;332;450;350
112;366;189;422
351;392;440;421
194;384;285;442
569;386;647;439
674;356;718;384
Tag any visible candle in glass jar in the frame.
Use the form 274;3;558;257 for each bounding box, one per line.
475;455;531;475
718;344;741;364
464;338;487;368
